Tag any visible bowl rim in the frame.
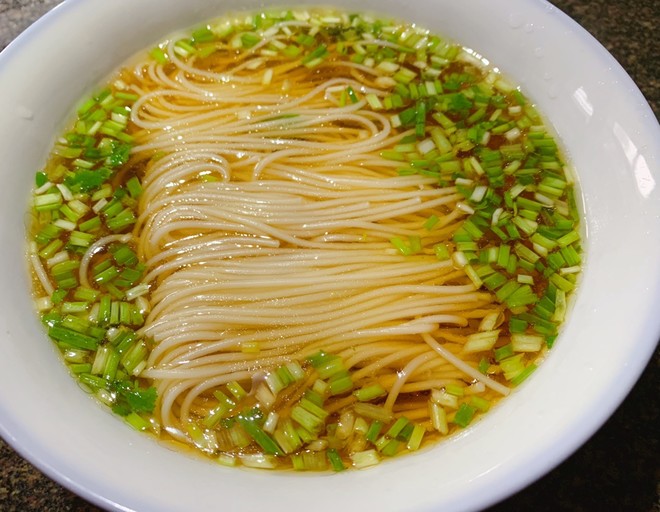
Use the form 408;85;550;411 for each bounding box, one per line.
0;1;659;511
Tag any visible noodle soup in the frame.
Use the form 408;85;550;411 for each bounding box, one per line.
28;7;581;471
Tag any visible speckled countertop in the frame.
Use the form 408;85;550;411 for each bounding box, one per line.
1;0;658;511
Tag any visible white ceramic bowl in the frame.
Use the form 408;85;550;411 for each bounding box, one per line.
0;1;658;511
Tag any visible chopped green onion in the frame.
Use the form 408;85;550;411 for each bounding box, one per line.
236;409;282;455
350;449;380;468
354;384;387;402
327;448;346;471
353;403;393;423
453;403;476;428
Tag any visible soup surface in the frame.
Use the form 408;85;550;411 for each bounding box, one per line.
28;7;582;471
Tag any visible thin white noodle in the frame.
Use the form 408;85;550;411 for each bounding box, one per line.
384;351;438;411
119;21;513;444
422;333;511;396
30;250;54;295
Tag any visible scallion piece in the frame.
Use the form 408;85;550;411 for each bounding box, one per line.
354;384;387;402
125;412;150;431
470;396;490;412
327;449;346;472
453;403;476;428
350;449;380;468
494;343;514;362
386;416;410;438
511;364;537;386
48;325;99;350
429;402;448;434
236;410;282;455
353;403;393;423
365;420;384;443
406;424;425;451
511;333;544;352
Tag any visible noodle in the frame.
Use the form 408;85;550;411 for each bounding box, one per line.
132;16;506;455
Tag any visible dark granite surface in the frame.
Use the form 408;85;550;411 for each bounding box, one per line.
0;0;658;510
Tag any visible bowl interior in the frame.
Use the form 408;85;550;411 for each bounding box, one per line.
0;1;658;511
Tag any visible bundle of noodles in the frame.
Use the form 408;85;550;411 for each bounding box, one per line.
124;23;510;445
